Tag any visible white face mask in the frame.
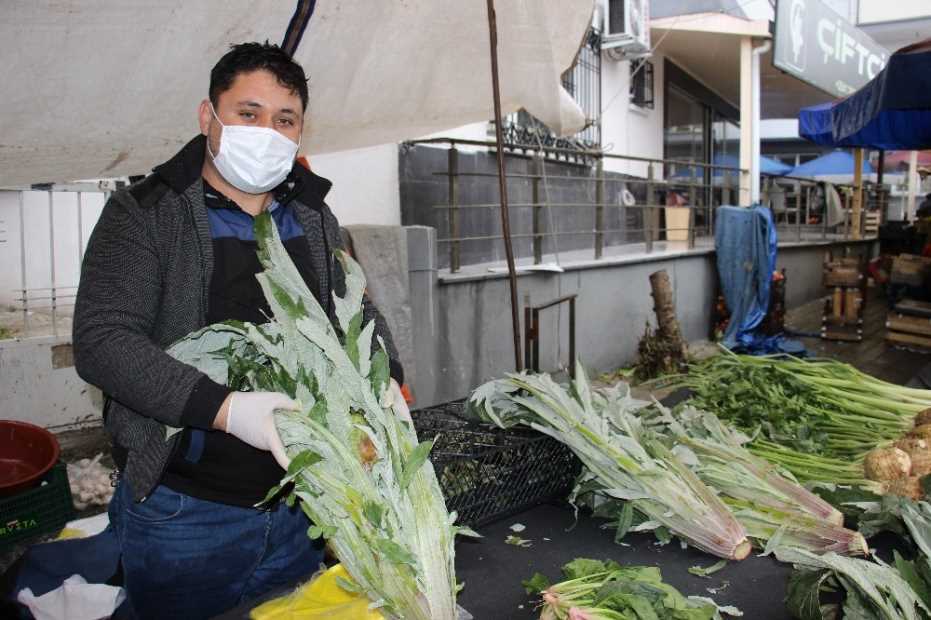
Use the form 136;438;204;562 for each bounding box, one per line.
207;103;300;194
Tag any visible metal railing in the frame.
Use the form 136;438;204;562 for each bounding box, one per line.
405;137;880;273
2;183;113;339
524;294;576;373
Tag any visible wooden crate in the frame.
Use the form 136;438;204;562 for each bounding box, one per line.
864;211;881;236
822;286;864;341
823;258;864;287
891;254;931;286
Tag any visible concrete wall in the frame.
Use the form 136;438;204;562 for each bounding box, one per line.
406;230;876;408
0;336;102;429
308;143;401;226
600;52;666;178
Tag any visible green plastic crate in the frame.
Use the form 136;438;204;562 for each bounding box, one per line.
0;463;75;550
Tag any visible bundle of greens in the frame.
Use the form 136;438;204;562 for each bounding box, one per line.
470;363;752;560
167;213;464;620
522;557;740;620
642;405;868;556
675;350;931;484
778;547;930;620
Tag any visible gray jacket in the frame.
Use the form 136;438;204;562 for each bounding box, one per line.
73;135;402;502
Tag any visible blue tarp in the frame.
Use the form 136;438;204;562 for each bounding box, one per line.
798;39;931;150
786;150;874;178
715;206;777;349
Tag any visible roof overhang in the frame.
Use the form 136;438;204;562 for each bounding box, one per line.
651;13;834;120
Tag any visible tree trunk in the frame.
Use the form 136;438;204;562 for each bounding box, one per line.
649;270;687;362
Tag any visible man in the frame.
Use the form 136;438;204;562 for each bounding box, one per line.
73;42;404;619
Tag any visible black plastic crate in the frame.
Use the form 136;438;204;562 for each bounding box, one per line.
0;463;75;550
412;399;580;528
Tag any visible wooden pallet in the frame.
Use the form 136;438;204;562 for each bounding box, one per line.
823;325;863;342
896;299;931;318
887;314;931;337
886;330;931;351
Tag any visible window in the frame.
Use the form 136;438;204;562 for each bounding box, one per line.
630;59;654;109
499;28;602;155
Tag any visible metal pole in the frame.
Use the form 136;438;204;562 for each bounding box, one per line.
796;181;802;242
687;183;696;249
486;0;522;371
48;191;57;337
645;163;655;253
852;149;863;240
523;301;533;371
532;155;542;264
18;191;28;335
77;192;84;265
594;158;604;259
569;296;576;367
531;308;540;373
805;184;811;230
447;146;460;273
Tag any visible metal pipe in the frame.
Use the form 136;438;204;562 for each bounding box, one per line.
48;191;57;337
18;191;28;334
77;192;84;266
594;158;604;259
532;311;543;373
524;302;532;371
447;147;460;273
486;0;522;371
569;296;576;367
408;137;749;172
645;163;655;253
532;155;543;264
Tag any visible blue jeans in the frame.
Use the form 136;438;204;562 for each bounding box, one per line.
108;480;323;619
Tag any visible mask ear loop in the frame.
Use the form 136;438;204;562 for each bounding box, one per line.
206;102;225;160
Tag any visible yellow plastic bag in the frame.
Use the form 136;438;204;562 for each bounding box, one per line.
250;564;384;620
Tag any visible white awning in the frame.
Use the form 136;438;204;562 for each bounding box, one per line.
0;1;592;185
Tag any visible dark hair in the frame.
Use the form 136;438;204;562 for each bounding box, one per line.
210;42;309;111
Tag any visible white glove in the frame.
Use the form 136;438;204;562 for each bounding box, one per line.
388;379;411;422
225;391;297;469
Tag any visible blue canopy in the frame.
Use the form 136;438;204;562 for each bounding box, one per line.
787;150;873;178
798;40;931;150
672;153;791;179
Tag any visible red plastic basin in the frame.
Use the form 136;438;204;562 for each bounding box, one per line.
0;420;60;496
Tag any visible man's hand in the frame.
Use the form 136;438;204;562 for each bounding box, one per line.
215;391;297;469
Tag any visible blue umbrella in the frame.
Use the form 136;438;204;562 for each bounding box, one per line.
798;39;931;150
787;150;873;178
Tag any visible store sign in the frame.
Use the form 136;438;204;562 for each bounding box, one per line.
774;0;889;98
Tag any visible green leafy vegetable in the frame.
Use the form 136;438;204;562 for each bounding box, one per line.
505;535;533;548
529;557;740;619
674;350;931;485
470;364;751;561
642;404;867;556
167;212;460;620
689;561;727;578
777;547;930;620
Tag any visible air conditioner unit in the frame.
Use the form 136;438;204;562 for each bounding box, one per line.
601;0;650;56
